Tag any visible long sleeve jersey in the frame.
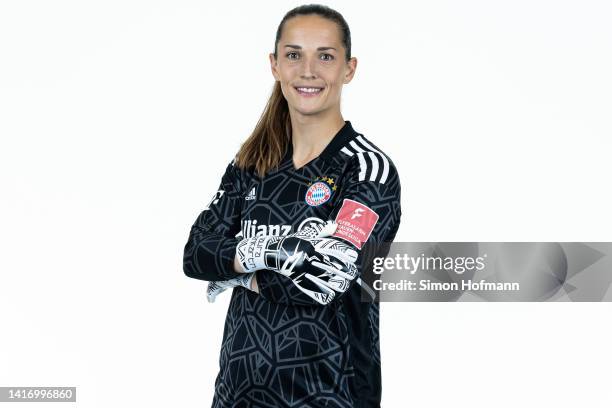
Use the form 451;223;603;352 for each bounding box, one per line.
183;120;402;408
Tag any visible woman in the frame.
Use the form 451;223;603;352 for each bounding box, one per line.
183;4;401;407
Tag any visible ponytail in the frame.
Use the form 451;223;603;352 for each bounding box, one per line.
234;81;291;177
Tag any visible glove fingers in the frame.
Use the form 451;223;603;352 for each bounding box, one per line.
311;260;357;280
325;275;351;293
294;221;337;239
206;281;227;303
320;249;358;267
314;239;358;263
315;221;338;238
292;226;319;239
307;273;351;293
302;273;336;294
206;275;253;303
294;275;336;305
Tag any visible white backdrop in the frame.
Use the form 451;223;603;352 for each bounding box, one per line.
1;1;611;407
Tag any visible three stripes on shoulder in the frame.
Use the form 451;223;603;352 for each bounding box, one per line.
340;134;392;184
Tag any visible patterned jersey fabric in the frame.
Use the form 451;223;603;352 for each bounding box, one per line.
183;121;402;408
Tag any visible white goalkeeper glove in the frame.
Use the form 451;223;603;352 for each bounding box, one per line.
206;273;254;303
235;221;359;305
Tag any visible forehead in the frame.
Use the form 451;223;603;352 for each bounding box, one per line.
280;15;342;47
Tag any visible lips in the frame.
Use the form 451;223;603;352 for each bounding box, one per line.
294;86;324;96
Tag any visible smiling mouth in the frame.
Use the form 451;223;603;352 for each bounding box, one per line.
294;86;324;96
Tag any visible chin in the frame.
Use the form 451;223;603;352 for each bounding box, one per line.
296;108;328;117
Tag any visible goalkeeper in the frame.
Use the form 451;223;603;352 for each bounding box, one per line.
182;5;401;408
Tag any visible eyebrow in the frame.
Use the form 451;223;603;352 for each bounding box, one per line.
284;44;337;51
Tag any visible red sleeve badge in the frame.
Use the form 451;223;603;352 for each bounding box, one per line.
332;198;379;249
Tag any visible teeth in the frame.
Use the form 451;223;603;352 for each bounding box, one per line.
296;87;322;93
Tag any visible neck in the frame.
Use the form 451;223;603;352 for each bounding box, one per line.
289;110;345;168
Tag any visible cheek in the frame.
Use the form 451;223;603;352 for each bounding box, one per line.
278;64;298;78
324;79;342;94
280;82;297;100
277;70;297;91
324;70;345;89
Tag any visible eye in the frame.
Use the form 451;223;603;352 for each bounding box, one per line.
320;53;334;61
286;51;299;60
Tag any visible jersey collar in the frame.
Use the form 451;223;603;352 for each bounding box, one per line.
283;120;358;166
318;120;358;161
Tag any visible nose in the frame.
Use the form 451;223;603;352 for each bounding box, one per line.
300;54;318;79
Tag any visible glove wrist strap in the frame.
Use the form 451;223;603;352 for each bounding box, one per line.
237;235;273;273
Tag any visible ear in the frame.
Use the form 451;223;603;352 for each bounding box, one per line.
269;52;280;81
343;56;358;84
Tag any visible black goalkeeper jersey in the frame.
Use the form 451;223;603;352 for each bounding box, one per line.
183;120;402;408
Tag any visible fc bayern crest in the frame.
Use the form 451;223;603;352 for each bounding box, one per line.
305;181;332;206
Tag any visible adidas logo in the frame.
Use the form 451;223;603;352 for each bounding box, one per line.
245;187;256;201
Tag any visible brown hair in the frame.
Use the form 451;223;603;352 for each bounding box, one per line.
233;4;352;177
